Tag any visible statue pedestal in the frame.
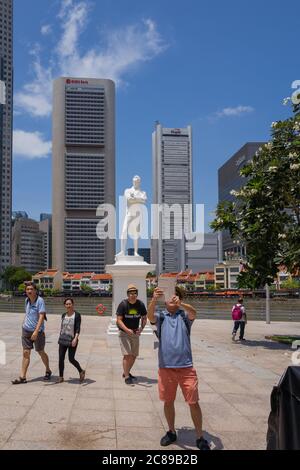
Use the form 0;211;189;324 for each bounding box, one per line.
106;255;156;335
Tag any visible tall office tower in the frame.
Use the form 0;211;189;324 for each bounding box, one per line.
52;78;115;273
12;218;44;273
128;248;151;264
186;233;219;272
152;124;193;274
218;142;265;260
0;0;13;274
39;214;52;270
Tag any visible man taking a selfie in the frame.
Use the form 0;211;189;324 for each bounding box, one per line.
148;286;211;450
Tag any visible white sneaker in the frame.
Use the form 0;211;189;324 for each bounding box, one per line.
232;333;236;342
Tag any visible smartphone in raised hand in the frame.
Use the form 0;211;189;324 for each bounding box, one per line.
157;278;176;303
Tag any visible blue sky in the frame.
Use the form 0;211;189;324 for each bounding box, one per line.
13;0;300;237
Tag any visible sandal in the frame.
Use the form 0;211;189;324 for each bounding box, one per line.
12;377;27;385
43;369;52;381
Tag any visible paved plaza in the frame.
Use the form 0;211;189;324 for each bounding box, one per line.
0;312;299;450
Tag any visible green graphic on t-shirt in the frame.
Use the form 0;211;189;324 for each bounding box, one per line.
128;308;138;315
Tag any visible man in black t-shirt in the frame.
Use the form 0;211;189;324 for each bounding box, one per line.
116;284;147;385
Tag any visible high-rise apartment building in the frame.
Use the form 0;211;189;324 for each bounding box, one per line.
186;233;219;272
39;213;52;270
0;0;13;274
12;218;44;273
128;248;151;264
52;77;115;273
152;124;193;274
218;142;265;260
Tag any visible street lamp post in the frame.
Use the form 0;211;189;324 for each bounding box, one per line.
266;284;270;324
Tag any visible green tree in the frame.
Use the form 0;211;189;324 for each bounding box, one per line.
43;288;53;296
206;284;216;291
81;284;93;293
211;99;300;288
18;283;26;293
1;266;32;291
281;278;300;289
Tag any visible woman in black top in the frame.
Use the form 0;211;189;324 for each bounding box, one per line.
57;298;85;383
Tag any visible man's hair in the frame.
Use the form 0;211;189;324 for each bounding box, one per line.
24;281;37;290
238;297;243;303
64;298;74;305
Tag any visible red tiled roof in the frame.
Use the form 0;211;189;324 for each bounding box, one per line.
90;274;112;281
33;269;59;278
160;273;178;278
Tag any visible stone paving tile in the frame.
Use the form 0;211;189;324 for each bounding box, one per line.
114;399;156;412
217;431;267;450
69;408;115;426
0;392;39;407
25;401;74;424
0;420;19;442
7;422;69;442
0;404;31;422
115;411;164;428
74;397;115;411
51;425;117;450
116;426;167;450
76;387;113;399
1;440;64;450
208;414;257;432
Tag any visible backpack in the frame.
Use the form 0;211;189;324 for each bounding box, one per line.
156;310;191;339
232;304;243;321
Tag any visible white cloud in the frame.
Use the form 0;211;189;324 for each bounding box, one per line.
57;1;88;59
15;0;167;117
13;130;52;160
216;105;254;118
41;24;52;35
14;54;53;117
58;0;74;19
59;18;167;84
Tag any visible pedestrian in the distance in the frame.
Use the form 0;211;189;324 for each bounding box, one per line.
231;297;247;341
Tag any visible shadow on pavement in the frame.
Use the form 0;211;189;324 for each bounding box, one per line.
237;340;291;350
135;376;158;386
176;427;223;450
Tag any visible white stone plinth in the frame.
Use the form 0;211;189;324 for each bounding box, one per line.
106;256;156;335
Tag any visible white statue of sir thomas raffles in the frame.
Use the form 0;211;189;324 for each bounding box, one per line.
116;175;147;258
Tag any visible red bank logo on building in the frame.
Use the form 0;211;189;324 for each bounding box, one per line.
66;79;89;85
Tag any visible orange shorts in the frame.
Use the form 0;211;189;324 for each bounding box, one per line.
158;367;199;404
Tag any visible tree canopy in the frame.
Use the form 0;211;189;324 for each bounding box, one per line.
1;266;32;291
211;99;300;288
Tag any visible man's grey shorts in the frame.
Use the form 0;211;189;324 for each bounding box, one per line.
22;328;45;352
119;330;140;357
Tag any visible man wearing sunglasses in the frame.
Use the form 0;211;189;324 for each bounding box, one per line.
116;284;147;384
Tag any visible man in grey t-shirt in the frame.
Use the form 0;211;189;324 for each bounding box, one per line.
148;287;210;451
12;282;52;384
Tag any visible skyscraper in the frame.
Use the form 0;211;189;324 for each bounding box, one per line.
39;214;52;270
52;77;115;273
0;0;13;274
12;218;44;274
152;124;193;274
218;142;265;260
